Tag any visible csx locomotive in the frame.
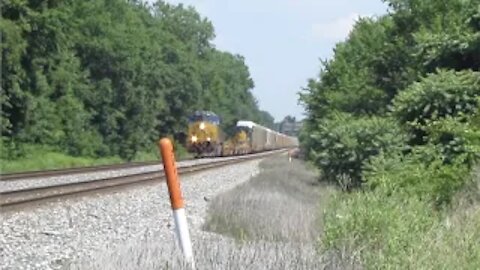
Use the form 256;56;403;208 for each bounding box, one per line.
186;110;298;157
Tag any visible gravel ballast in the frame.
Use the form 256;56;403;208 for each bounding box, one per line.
0;159;262;270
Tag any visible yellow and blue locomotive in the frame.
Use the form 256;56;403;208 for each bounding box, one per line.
186;111;224;157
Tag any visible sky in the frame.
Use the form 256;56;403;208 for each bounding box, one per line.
161;0;389;122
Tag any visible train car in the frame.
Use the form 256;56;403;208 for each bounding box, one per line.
266;128;276;150
252;123;267;152
186;111;224;157
234;120;298;153
232;121;254;155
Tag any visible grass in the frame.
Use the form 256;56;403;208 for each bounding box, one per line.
203;155;329;242
71;235;328;270
411;169;480;269
322;166;480;269
0;148;123;174
0;143;191;174
418;198;480;269
200;155;360;268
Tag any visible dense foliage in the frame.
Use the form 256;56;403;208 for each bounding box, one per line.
299;0;480;268
392;70;480;128
300;0;480;191
364;146;472;207
1;0;273;161
308;113;405;188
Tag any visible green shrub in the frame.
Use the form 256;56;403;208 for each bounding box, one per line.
322;182;480;269
298;121;315;161
308;113;405;189
322;190;438;268
0;137;26;160
423;115;480;167
392;69;480;145
363;145;472;207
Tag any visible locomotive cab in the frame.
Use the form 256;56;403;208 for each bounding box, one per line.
234;121;256;154
187;111;222;157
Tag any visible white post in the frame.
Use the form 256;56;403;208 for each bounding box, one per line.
173;208;194;264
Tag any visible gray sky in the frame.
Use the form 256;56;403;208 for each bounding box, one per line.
162;0;389;122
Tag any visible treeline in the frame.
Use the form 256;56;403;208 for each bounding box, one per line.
300;0;480;267
1;0;274;160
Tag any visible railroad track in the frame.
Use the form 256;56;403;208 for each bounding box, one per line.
0;150;285;211
0;161;163;181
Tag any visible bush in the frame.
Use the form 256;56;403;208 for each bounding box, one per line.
392;69;480;145
322;190;438;268
322;180;480;269
0;137;26;160
363;145;472;207
423;115;480;167
308;113;405;189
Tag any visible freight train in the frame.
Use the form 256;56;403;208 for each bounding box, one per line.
186;110;298;157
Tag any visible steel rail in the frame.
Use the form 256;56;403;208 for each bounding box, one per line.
0;161;162;181
0;150;285;211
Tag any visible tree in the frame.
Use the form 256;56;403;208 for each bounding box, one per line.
1;0;271;160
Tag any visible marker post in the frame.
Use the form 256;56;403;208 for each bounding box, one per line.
158;138;195;269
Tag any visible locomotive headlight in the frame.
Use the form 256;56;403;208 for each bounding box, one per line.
191;135;198;142
199;122;205;130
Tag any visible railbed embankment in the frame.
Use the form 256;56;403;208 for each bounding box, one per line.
76;154;355;269
1;160;262;269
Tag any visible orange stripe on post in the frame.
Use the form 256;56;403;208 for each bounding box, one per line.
157;138;195;268
158;138;185;210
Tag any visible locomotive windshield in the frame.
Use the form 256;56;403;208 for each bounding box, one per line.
188;111;220;124
235;125;251;134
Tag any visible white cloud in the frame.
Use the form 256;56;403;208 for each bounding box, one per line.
311;13;363;42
